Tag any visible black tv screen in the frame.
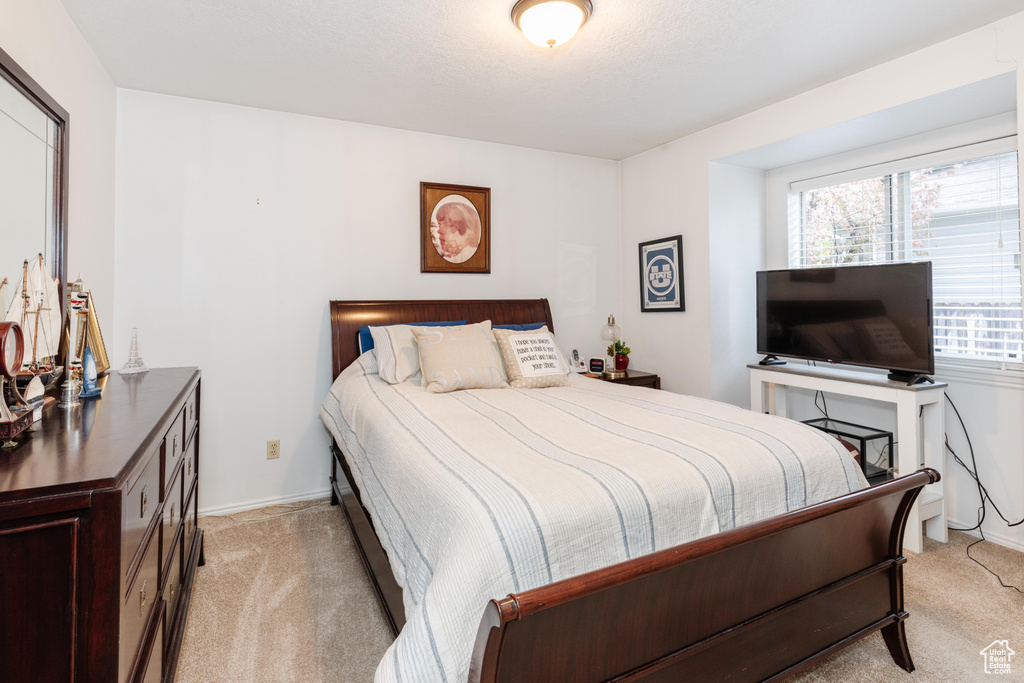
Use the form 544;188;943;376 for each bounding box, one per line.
757;262;934;375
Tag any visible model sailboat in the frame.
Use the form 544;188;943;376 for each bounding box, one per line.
4;254;63;390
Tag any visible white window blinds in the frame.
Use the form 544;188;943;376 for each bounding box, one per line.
789;141;1021;366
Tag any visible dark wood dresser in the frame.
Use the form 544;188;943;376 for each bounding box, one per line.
0;367;203;683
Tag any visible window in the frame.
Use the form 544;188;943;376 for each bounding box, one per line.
789;142;1021;367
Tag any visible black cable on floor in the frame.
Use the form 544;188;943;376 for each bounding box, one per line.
944;393;1023;594
966;530;1023;594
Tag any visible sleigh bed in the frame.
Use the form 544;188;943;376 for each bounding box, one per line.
323;298;936;682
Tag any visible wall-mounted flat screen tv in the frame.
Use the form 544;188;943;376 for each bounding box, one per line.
756;262;934;379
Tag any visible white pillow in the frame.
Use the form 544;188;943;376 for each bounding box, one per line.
370;324;428;384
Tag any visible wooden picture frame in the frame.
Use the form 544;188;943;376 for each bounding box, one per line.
639;235;684;312
420;182;490;273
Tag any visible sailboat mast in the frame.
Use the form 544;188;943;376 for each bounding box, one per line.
33;253;51;366
17;259;38;367
31;256;42;367
8;255;60;373
19;260;28;330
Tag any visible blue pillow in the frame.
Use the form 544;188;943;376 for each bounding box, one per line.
492;322;547;331
359;320;466;353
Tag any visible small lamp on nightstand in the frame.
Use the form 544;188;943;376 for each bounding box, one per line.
600;314;620;348
600;314;626;379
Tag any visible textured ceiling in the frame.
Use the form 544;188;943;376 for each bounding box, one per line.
60;0;1024;160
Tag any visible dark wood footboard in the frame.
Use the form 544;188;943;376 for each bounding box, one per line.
470;469;938;683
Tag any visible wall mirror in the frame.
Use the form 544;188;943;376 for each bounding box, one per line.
0;45;68;356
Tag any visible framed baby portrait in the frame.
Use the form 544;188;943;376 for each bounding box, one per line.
420;182;491;273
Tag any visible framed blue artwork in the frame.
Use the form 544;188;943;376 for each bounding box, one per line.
639;235;684;312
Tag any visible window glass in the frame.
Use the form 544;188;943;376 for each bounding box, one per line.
792;151;1021;365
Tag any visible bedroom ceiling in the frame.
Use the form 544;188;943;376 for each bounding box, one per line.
60;0;1024;160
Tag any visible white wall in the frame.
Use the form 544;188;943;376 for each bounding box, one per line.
620;12;1024;550
114;90;621;514
0;0;117;332
619;143;713;397
708;163;765;409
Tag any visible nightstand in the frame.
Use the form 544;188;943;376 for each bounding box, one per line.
596;369;661;389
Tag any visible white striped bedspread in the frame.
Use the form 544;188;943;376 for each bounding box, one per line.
319;353;867;683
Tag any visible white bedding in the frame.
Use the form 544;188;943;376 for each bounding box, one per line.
319;353;867;683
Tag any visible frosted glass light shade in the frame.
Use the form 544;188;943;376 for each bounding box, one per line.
600;314;620;343
512;0;593;48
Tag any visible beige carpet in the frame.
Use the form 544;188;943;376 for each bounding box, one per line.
177;499;1024;682
176;499;393;682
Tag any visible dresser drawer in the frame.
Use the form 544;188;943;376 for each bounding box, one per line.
184;385;198;443
161;467;183;584
183;480;198;563
163;529;183;645
137;606;164;683
123;442;161;580
119;530;159;683
182;432;198;500
163;409;186;492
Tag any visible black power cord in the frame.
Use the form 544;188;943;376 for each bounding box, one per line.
808;362;830;419
944;393;1023;594
871;441;894;469
814;390;829;419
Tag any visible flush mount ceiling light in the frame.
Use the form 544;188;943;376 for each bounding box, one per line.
511;0;593;48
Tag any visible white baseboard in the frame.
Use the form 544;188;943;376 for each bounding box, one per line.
199;488;333;518
947;518;1024;552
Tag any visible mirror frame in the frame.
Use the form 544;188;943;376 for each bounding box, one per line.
0;44;69;324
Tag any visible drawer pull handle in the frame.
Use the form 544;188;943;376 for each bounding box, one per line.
189;402;194;421
187;456;192;477
170;502;176;527
170;583;175;601
139;579;148;616
173;435;179;457
141;486;148;518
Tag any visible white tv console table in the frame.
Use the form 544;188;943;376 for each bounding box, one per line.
748;363;947;554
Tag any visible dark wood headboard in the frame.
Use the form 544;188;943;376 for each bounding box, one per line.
329;299;554;379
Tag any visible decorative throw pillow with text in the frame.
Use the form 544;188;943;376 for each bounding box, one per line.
492;328;570;389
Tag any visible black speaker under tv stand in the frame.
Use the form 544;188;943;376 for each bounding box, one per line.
758;355;786;366
887;370;934;386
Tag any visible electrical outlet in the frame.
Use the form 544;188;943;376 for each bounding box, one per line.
267;439;280;460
